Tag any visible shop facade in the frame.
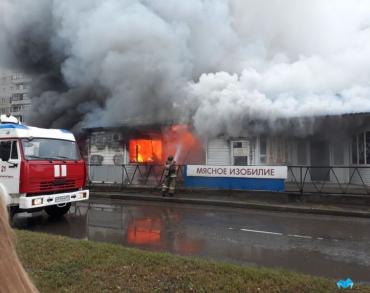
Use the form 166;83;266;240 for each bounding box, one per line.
84;113;370;187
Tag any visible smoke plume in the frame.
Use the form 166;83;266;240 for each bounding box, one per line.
1;0;370;137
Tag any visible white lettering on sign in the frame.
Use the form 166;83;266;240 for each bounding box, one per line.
187;165;287;179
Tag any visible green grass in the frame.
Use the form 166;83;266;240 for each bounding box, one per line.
15;230;370;293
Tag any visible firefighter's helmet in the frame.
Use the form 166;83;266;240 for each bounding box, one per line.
167;155;174;161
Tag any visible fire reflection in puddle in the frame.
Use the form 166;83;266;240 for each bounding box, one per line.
85;203;204;255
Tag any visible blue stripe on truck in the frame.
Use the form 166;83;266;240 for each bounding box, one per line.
0;124;29;129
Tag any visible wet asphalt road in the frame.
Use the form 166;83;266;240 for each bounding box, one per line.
12;198;370;283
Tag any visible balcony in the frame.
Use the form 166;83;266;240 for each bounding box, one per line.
12;88;29;95
11;77;32;84
11;98;31;106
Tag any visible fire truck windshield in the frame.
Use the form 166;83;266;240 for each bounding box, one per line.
21;138;81;161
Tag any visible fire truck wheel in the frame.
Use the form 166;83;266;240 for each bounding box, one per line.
45;203;71;218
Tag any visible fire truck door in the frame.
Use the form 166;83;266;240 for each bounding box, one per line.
0;140;20;194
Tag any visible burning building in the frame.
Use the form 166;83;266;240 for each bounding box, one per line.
87;123;204;165
4;1;370;191
85;112;370;188
85;122;205;184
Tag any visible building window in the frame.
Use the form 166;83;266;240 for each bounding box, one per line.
351;135;358;164
232;140;249;166
366;132;370;164
351;132;370;165
259;137;267;164
11;105;21;112
358;133;365;164
11;93;23;101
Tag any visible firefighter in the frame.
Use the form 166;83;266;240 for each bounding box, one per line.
162;155;177;197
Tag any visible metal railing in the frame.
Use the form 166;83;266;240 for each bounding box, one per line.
87;164;370;195
286;166;370;195
88;164;186;188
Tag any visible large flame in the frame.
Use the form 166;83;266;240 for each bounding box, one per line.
162;124;204;164
129;125;204;164
129;139;162;163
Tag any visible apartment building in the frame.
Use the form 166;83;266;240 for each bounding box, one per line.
0;69;32;122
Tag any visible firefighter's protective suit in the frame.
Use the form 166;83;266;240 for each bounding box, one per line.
162;156;177;197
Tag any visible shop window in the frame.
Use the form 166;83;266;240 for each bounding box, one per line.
129;139;162;163
366;132;370;164
351;131;370;165
352;136;358;164
232;140;249;166
358;133;365;164
259;137;267;164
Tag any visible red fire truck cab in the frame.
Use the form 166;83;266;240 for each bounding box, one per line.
0;115;89;217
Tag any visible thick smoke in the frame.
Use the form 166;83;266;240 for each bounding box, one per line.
1;0;370;137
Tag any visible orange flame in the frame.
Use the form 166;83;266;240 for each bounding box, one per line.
129;139;162;163
129;125;205;164
162;124;204;164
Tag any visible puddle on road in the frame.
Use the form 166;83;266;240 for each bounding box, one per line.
12;199;370;282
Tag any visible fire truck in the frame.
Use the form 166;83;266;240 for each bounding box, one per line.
0;115;89;217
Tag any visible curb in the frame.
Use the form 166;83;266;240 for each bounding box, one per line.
89;185;370;206
91;192;370;218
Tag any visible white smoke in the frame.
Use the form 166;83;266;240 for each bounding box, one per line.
1;0;370;136
187;0;370;137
